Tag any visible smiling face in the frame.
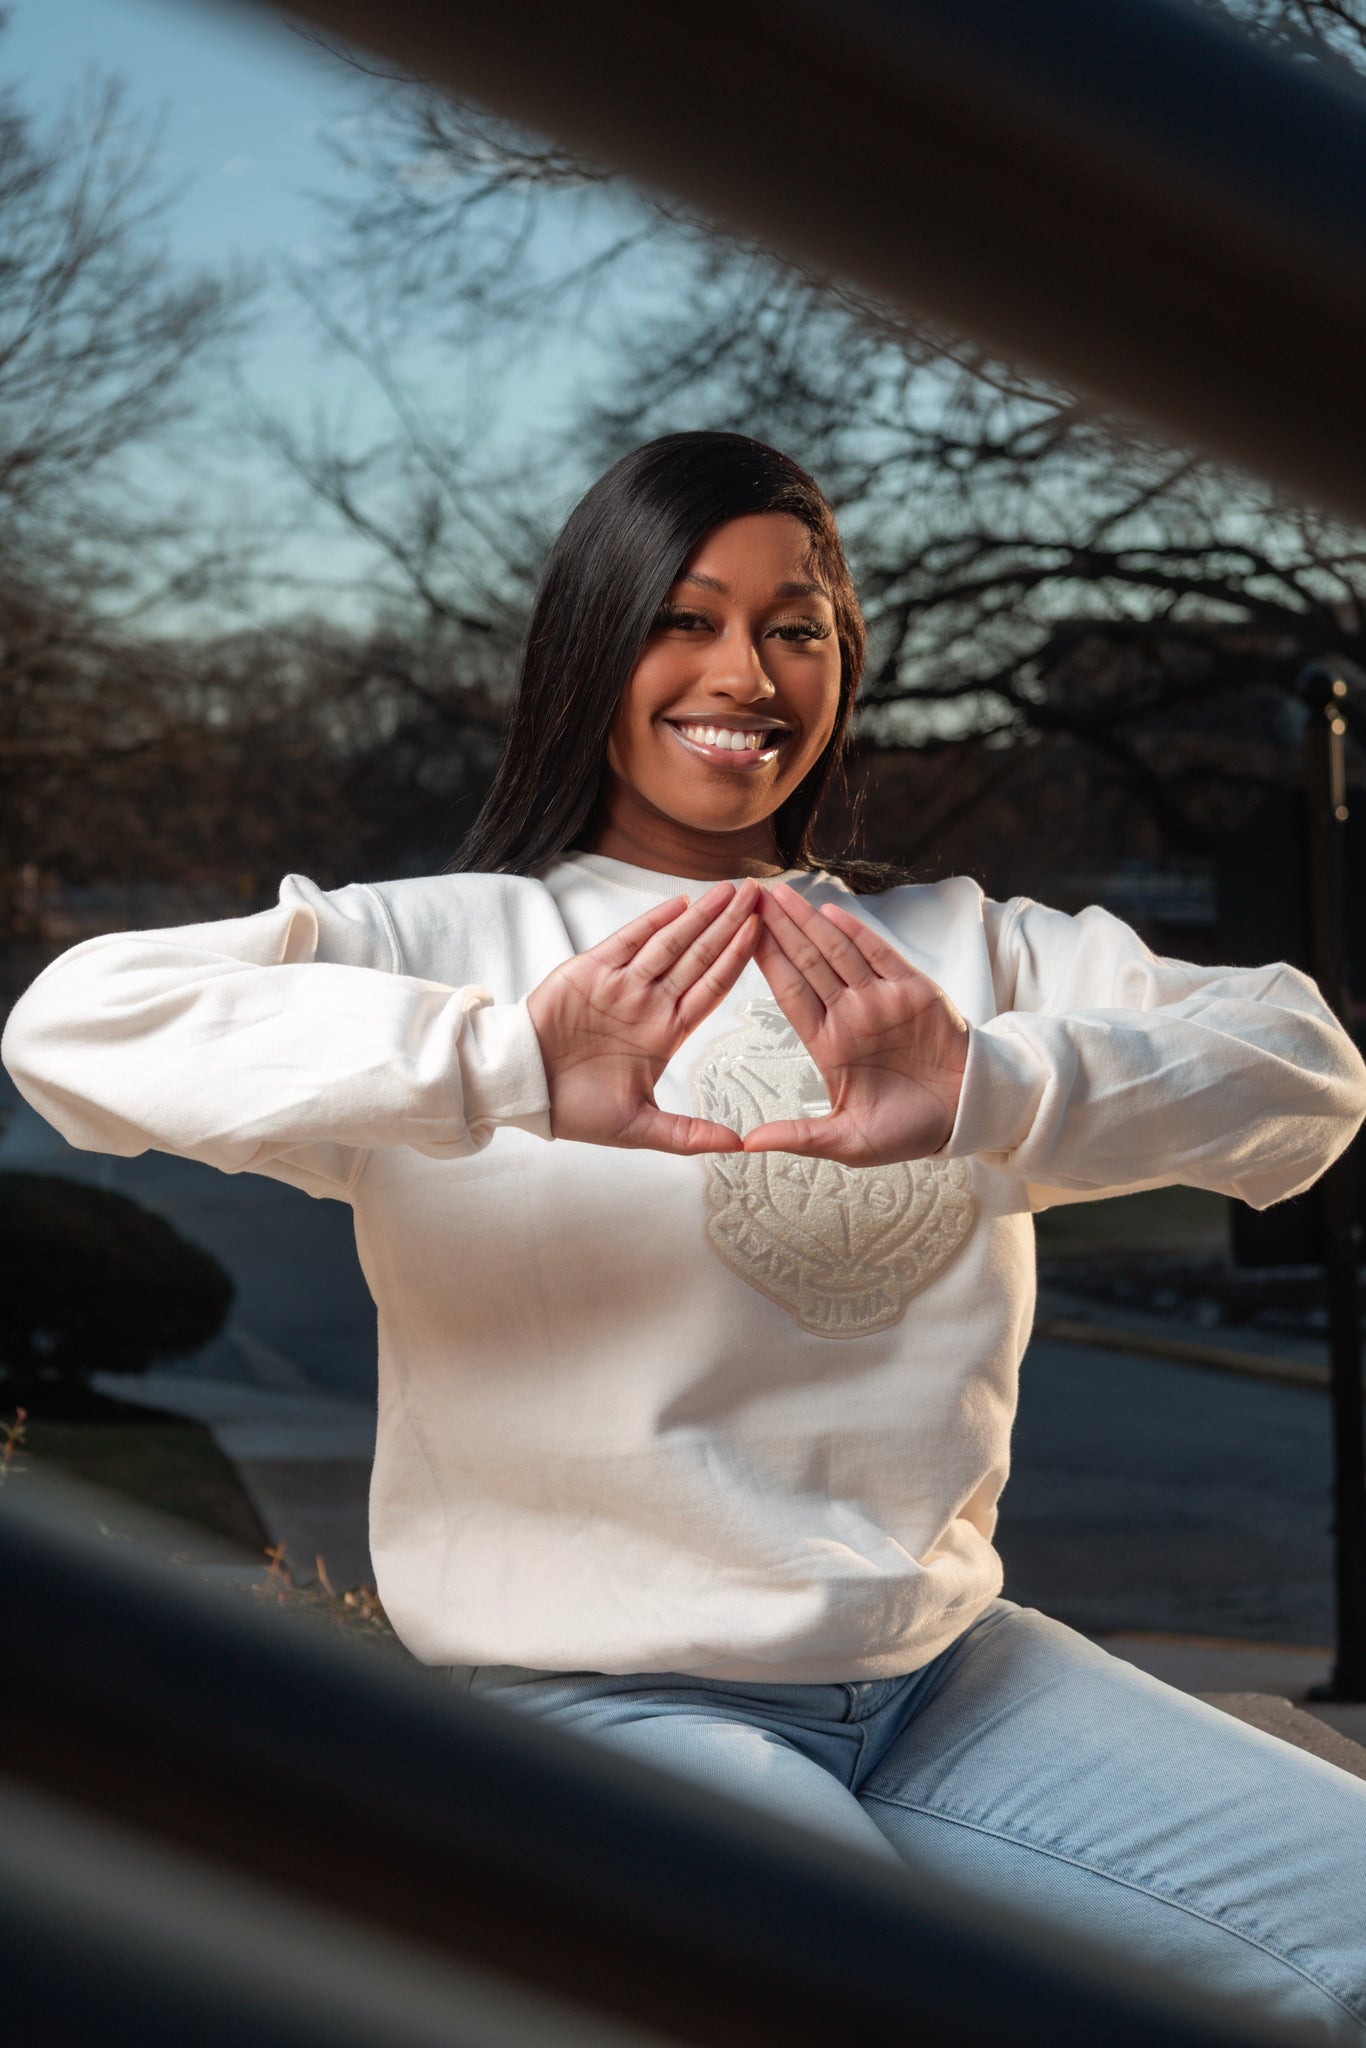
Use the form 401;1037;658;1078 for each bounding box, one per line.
593;512;845;879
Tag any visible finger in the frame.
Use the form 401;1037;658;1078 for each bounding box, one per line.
654;882;761;1001
758;888;845;1005
623;1103;743;1155
631;879;756;982
592;891;693;970
766;881;878;990
752;922;826;1044
814;900;919;983
675;911;761;1034
741;1115;854;1161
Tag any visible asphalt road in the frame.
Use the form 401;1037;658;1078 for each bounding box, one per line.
999;1334;1333;1646
1;1075;1338;1645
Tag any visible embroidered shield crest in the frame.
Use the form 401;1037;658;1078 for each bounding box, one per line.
689;998;977;1338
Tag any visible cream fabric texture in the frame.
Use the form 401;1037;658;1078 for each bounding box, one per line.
4;850;1364;1680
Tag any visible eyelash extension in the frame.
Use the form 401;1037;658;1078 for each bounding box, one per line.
653;604;709;630
773;617;832;642
652;604;831;642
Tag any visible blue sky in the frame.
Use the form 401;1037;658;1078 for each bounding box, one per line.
2;0;601;628
6;0;347;283
5;0;364;428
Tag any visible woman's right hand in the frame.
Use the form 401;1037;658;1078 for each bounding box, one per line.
525;878;761;1153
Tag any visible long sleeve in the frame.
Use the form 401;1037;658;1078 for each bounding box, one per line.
938;895;1366;1211
0;873;552;1201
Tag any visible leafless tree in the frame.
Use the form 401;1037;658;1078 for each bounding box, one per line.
261;2;1366;886
0;17;266;945
0;40;254;599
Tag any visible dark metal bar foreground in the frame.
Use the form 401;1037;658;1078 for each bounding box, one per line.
0;1773;646;2048
0;1488;1311;2048
1299;659;1366;1703
238;0;1366;526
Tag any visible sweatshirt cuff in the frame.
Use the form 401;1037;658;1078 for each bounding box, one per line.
935;1019;1048;1161
459;994;553;1142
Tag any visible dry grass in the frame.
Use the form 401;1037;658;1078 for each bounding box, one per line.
214;1542;404;1654
2;1404;403;1654
0;1404;26;1487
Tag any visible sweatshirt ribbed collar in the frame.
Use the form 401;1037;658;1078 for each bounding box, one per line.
551;851;817;903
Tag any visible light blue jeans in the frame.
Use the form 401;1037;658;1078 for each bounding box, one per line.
456;1599;1366;2040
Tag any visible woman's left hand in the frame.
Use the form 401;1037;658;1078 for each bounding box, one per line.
742;882;970;1165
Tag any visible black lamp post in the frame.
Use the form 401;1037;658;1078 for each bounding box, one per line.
1297;660;1366;1702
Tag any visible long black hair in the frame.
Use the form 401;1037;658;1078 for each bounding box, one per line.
448;430;900;890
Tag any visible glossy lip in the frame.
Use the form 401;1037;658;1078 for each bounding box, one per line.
662;719;792;771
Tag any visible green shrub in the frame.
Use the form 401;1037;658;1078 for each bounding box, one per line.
0;1171;234;1406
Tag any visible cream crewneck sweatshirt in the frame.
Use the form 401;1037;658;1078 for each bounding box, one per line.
3;852;1364;1680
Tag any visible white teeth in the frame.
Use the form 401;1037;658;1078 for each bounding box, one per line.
675;722;782;753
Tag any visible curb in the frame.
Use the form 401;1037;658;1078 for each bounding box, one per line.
1035;1316;1330;1392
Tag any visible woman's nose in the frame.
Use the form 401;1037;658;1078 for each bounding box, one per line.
703;633;775;699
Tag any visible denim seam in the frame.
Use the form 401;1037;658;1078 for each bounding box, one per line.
859;1791;1365;2027
846;1715;869;1789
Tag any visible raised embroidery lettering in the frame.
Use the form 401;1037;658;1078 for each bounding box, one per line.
689;998;977;1338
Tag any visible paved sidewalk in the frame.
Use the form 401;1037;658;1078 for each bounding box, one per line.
92;1345;376;1594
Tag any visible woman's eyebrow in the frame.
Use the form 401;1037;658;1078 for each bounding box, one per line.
674;571;831;600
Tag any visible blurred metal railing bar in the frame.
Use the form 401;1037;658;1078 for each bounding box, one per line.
0;1489;1311;2048
0;1778;662;2048
228;0;1366;525
1299;659;1366;1702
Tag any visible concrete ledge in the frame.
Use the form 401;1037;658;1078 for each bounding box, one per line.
1198;1692;1366;1781
1099;1632;1366;1749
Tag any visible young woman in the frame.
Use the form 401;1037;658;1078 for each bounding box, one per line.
5;432;1366;2036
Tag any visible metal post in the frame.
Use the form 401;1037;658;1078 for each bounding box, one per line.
1298;661;1366;1701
